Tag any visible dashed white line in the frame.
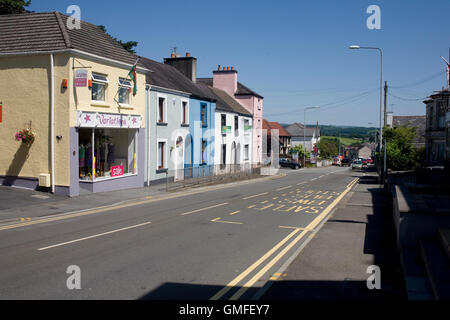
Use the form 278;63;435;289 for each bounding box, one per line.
38;221;152;251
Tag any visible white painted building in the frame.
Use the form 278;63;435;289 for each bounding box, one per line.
208;87;253;173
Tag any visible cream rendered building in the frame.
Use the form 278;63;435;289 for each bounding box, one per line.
0;12;148;196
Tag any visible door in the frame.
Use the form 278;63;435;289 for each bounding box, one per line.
175;136;184;181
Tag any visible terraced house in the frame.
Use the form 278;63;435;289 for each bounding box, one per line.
208;86;253;173
198;66;263;166
0;12;148;196
139;54;216;184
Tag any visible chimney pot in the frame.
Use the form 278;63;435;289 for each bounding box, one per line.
231;66;234;70
227;66;230;71
218;65;221;71
186;52;190;57
171;53;175;58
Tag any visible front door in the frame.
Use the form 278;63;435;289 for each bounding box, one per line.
175;136;184;181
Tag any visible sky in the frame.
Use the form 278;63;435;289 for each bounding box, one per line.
30;0;450;127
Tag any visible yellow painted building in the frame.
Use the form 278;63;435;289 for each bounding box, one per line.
0;12;148;196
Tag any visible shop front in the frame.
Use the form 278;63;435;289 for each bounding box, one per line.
73;111;144;194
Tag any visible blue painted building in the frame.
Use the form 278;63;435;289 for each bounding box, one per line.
186;96;215;177
139;54;216;184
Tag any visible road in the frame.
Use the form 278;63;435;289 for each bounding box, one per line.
0;165;363;300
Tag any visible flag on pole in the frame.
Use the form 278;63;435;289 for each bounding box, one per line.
128;59;138;96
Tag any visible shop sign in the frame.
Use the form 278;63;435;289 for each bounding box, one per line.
77;111;142;128
111;165;124;177
74;69;88;87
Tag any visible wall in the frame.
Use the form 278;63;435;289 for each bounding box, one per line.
189;98;215;168
214;111;253;172
235;95;263;165
0;53;71;190
147;88;191;184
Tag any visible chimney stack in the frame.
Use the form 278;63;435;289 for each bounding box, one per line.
212;64;238;96
164;51;197;83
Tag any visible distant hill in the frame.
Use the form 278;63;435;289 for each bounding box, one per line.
280;123;377;142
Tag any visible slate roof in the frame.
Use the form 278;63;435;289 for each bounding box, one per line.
392;115;426;146
284;122;320;138
208;86;252;117
138;56;216;101
196;78;263;99
0;12;144;68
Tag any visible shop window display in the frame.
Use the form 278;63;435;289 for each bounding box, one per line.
79;128;137;181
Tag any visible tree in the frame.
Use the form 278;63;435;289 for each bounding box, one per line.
288;145;309;160
382;125;423;171
97;25;138;54
315;137;339;159
0;0;31;14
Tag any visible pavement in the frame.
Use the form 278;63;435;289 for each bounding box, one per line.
261;167;407;300
0;165;406;300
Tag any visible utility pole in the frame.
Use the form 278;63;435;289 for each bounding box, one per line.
384;81;387;127
383;81;388;184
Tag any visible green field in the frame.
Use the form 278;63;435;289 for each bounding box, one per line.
321;136;363;146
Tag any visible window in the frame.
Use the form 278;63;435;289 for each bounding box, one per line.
201;139;207;164
78;128;137;181
92;73;108;102
234;116;239;135
244;119;250;134
428;105;434;128
118;78;131;105
158;141;166;169
201;104;207;127
158;96;166;123
181;100;189;125
244;144;249;160
437;101;446;129
221;144;227;166
221;114;227;135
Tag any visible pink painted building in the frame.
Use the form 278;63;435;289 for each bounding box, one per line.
198;66;263;165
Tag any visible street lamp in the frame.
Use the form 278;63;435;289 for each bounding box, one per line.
304;106;320;166
349;45;383;181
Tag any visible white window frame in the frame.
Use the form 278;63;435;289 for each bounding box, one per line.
181;98;189;125
157;94;167;123
244;144;249;161
244;118;250;135
157;138;168;170
91;72;109;103
118;78;132;105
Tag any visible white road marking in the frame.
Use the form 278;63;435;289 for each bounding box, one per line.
276;186;292;191
180;202;229;216
37;221;152;251
242;192;269;200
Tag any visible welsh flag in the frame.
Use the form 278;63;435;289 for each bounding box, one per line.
128;60;138;96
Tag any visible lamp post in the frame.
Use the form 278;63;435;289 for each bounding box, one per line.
303;106;320;166
349;45;383;182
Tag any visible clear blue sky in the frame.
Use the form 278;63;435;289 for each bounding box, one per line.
31;0;450;127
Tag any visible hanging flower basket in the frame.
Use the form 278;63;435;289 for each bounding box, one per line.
15;128;36;145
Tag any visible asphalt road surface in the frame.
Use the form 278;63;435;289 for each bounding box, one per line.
0;166;364;299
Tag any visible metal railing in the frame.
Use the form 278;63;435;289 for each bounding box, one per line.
162;164;261;191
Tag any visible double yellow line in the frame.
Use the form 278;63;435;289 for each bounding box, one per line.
210;177;359;300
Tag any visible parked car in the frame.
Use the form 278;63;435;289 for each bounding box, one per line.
366;158;373;164
332;157;342;166
341;158;351;166
279;158;301;169
351;159;363;170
